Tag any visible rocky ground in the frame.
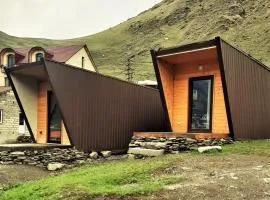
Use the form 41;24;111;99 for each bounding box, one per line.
153;154;270;200
0;165;50;188
92;154;270;200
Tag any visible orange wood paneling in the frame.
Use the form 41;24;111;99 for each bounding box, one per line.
158;48;229;134
172;60;229;133
37;82;49;143
37;82;70;145
158;60;174;124
133;132;229;139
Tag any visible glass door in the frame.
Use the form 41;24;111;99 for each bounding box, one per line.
48;92;62;143
188;76;214;132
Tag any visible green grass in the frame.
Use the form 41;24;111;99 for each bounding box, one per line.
222;140;270;156
0;140;269;199
0;155;183;200
0;0;269;81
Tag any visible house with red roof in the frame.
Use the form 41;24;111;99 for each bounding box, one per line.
0;44;97;143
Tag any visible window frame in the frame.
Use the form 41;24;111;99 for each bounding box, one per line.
0;109;3;124
7;54;15;67
188;75;214;133
81;56;85;68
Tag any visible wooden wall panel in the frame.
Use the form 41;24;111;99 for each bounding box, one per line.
172;59;229;133
37;82;48;143
158;60;174;124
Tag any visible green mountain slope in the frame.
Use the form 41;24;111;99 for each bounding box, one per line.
0;0;269;81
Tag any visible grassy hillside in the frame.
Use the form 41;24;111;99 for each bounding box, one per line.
0;0;269;81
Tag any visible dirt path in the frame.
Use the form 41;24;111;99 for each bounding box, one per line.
0;165;51;187
146;154;270;200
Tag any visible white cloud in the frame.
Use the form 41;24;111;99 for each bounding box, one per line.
0;0;161;39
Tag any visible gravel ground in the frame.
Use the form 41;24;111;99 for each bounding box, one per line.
0;165;51;187
93;154;270;200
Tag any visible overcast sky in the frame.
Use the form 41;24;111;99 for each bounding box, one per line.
0;0;161;39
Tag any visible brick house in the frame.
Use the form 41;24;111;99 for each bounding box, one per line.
0;44;97;143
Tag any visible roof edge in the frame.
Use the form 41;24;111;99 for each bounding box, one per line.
218;37;270;72
44;59;159;92
155;38;217;56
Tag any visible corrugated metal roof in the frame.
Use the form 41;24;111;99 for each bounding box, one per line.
6;60;167;152
0;45;85;64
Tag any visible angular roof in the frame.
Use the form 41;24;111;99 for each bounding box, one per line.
151;36;270;139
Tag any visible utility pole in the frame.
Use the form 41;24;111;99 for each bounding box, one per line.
125;55;135;82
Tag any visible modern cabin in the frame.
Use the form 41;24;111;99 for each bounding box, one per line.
5;60;166;152
146;37;270;139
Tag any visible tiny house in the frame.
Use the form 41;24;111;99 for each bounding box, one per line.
150;37;270;139
5;60;166;152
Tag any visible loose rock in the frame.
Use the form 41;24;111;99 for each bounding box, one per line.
101;151;111;158
89;151;99;159
198;146;222;153
47;162;65;171
128;148;164;157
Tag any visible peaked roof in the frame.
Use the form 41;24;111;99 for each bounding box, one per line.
13;44;85;63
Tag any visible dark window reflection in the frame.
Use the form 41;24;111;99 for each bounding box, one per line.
190;78;212;131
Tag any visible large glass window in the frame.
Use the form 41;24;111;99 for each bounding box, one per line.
189;76;213;132
7;54;15;67
48;92;62;143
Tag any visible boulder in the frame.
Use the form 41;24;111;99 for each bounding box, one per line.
89;151;99;159
101;151;111;158
128;148;164;157
198;146;222;153
47;162;65;171
10;151;25;156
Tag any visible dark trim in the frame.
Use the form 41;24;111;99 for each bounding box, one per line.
5;61;44;73
47;91;52;143
156;39;216;57
4;67;36;143
215;37;234;138
83;45;99;72
47;91;61;144
43;59;74;146
187;75;214;133
150;50;172;131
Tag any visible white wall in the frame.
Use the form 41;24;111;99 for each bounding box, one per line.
65;47;96;71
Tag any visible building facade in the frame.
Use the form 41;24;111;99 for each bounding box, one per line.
6;60;166;152
147;37;270;139
0;44;97;143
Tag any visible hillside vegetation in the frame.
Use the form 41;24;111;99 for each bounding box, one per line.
0;0;269;81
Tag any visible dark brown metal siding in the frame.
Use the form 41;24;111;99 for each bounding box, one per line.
44;61;167;152
220;40;270;139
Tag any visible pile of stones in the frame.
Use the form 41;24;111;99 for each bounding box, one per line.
0;148;112;171
16;135;34;143
128;136;233;157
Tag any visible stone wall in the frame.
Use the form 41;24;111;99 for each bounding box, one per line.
128;136;233;157
0;90;30;143
0;148;113;170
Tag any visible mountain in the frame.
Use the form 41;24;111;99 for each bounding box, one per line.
0;0;269;81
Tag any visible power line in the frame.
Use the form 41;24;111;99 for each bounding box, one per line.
124;55;135;82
